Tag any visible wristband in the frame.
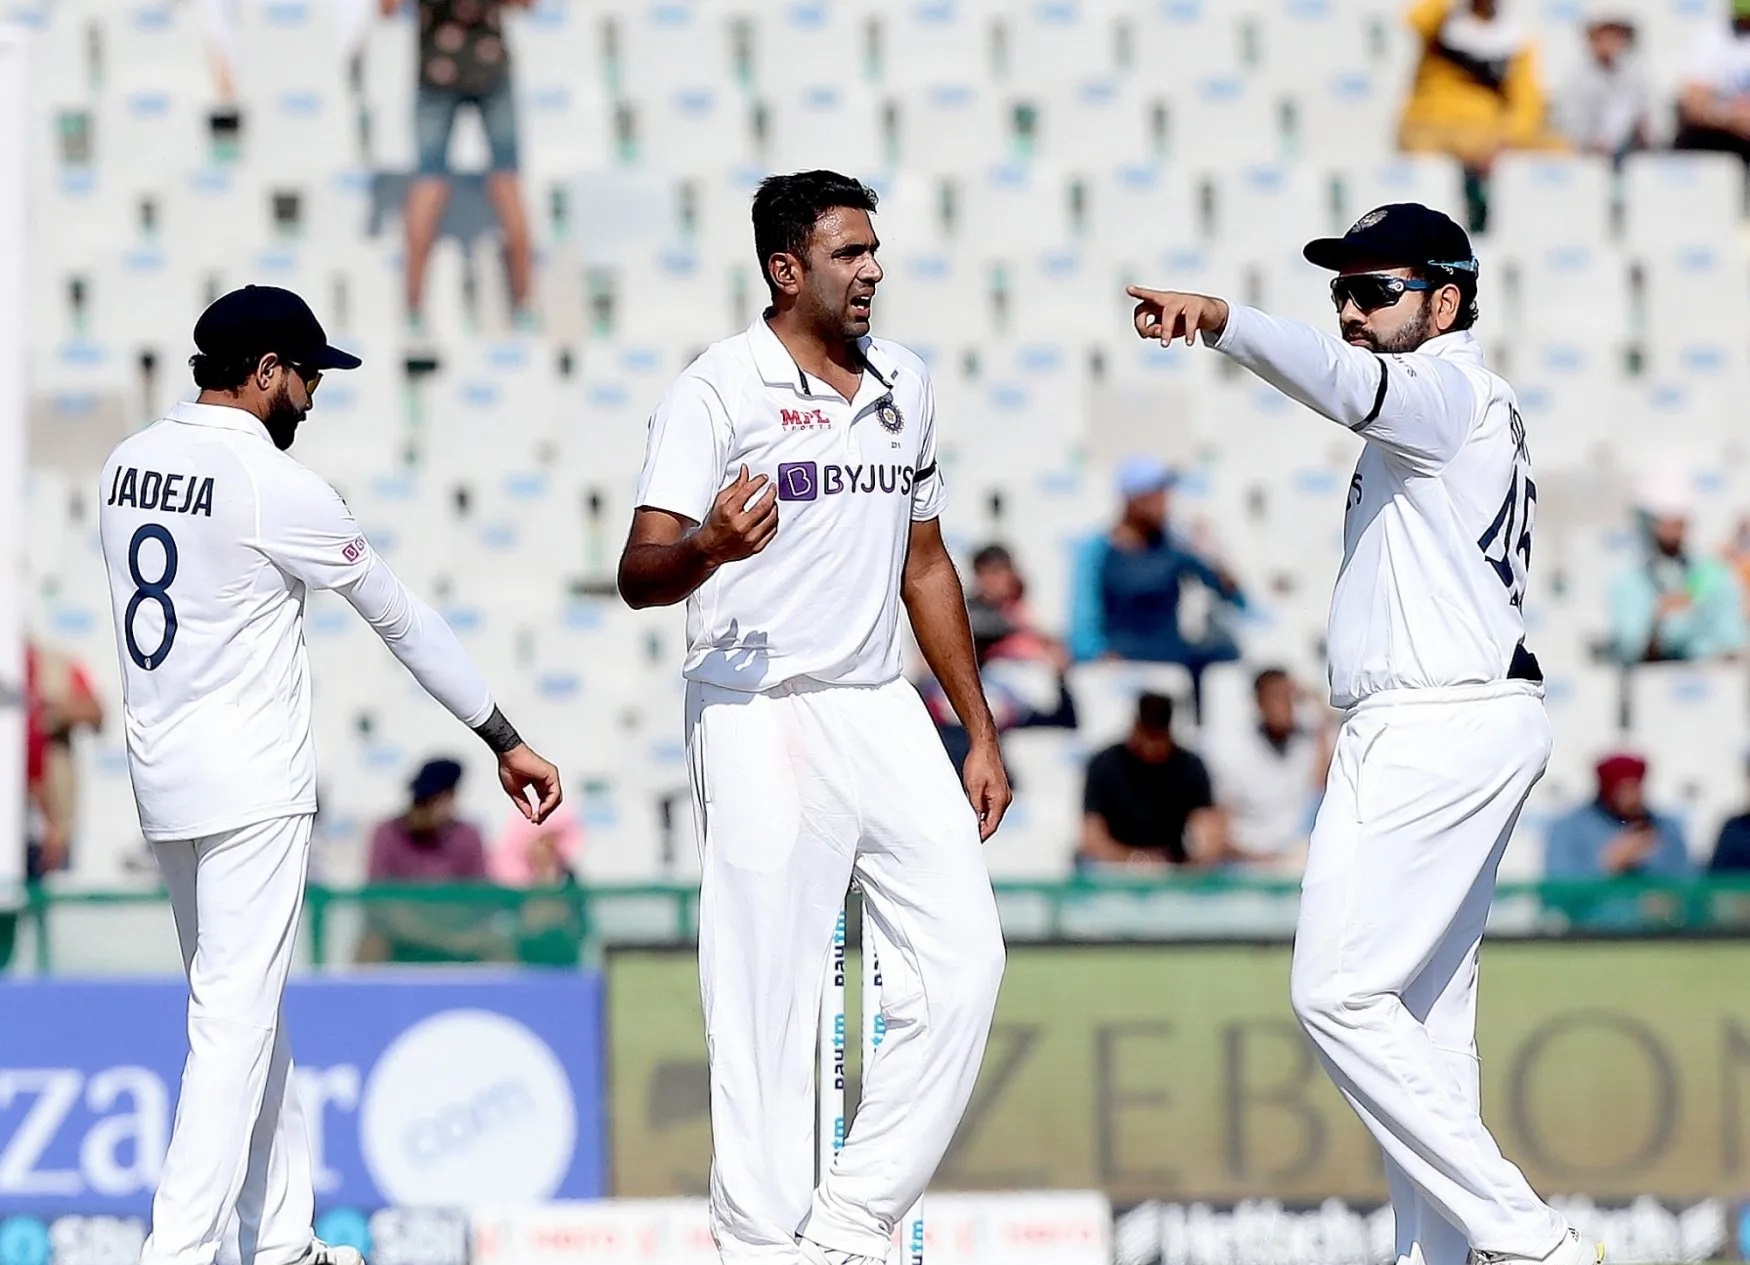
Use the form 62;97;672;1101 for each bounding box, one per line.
472;705;523;755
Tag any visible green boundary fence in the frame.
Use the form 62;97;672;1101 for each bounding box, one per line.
11;873;1750;973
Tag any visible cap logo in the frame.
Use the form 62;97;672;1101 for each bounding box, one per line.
1351;208;1387;232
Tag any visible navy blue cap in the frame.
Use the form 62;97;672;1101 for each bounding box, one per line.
410;757;463;803
1303;203;1478;276
192;285;362;371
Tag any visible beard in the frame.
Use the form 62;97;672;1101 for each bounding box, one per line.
1341;300;1435;354
262;379;307;451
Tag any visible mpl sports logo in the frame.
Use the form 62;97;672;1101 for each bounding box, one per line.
780;407;831;430
777;462;917;502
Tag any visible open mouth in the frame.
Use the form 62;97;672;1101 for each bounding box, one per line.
849;294;873;318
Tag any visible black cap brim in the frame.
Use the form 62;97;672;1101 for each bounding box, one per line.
1304;236;1391;271
313;344;362;371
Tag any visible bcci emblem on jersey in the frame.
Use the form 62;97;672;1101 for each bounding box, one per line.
876;396;904;434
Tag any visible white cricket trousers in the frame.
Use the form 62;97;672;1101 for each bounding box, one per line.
143;815;316;1265
686;677;1006;1264
1290;681;1566;1265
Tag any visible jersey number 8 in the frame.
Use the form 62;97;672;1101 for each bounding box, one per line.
125;523;179;670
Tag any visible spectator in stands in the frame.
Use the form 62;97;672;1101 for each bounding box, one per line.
360;757;504;962
1398;0;1565;227
368;757;488;880
966;544;1057;665
1555;11;1650;164
490;806;587;964
1205;668;1331;875
1068;456;1245;696
922;543;1077;777
196;0;241;106
1710;774;1750;871
1608;472;1746;664
489;803;584;885
1675;0;1750;163
1545;752;1690;929
388;0;536;333
1077;692;1218;870
24;641;104;880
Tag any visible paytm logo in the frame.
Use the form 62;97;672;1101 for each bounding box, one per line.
776;462;916;502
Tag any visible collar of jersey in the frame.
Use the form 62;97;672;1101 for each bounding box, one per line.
1417;328;1483;366
746;312;899;403
166;400;273;440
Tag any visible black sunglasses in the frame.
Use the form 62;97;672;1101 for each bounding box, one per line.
279;357;321;392
1330;273;1435;314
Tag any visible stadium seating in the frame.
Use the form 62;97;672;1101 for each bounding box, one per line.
18;0;1750;887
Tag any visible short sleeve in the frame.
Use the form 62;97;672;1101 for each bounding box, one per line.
1082;750;1116;816
911;370;946;522
1685;30;1725;90
635;374;734;524
254;462;376;591
1183;753;1215;812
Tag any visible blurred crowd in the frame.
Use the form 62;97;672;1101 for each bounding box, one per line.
1401;0;1750;224
19;0;1750;943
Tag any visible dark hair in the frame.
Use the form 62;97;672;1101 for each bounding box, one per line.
751;170;879;298
1136;691;1175;733
1253;667;1290;696
1411;263;1479;332
972;543;1013;571
189;351;259;392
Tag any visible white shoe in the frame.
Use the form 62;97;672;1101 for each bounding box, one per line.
1471;1226;1603;1265
795;1237;885;1265
303;1241;366;1265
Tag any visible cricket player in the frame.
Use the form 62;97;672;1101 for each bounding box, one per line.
618;170;1008;1265
98;286;562;1265
1128;205;1602;1265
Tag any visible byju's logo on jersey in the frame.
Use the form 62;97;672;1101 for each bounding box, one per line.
778;462;819;501
776;462;917;502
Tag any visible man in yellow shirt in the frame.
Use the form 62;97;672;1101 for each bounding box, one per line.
1399;0;1566;171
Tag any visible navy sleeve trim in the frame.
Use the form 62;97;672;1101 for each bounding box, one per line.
1363;359;1389;425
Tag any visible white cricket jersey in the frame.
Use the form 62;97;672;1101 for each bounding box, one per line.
1211;306;1535;710
635;315;945;692
99;401;494;842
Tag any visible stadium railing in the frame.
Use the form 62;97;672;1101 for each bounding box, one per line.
8;873;1750;974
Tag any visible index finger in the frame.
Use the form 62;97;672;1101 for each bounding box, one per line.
1126;285;1168;302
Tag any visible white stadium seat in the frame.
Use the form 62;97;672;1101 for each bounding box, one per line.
893;82;1018;173
1029;76;1156;169
1335;154;1467;227
1129;0;1243;79
872;0;995;91
762;82;887;178
1488;154;1613;248
1623;152;1744;250
1291;68;1397;164
1165;72;1284;167
610;1;736;96
1504;243;1632;347
1000;0;1119;85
